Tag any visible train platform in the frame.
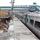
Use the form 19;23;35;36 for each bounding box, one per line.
12;16;39;40
0;16;39;40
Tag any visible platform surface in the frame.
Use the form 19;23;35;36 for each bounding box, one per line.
0;16;39;40
13;17;39;40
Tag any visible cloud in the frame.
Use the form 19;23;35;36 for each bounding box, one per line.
0;0;40;6
14;0;40;5
0;0;11;6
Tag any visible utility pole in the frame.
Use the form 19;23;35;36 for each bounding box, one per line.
10;0;15;11
10;0;15;17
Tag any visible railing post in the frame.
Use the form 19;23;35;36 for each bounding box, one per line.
33;20;35;27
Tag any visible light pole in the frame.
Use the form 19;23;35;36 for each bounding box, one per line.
10;0;15;11
10;0;15;17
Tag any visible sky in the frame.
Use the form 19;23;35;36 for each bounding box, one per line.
0;0;40;6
